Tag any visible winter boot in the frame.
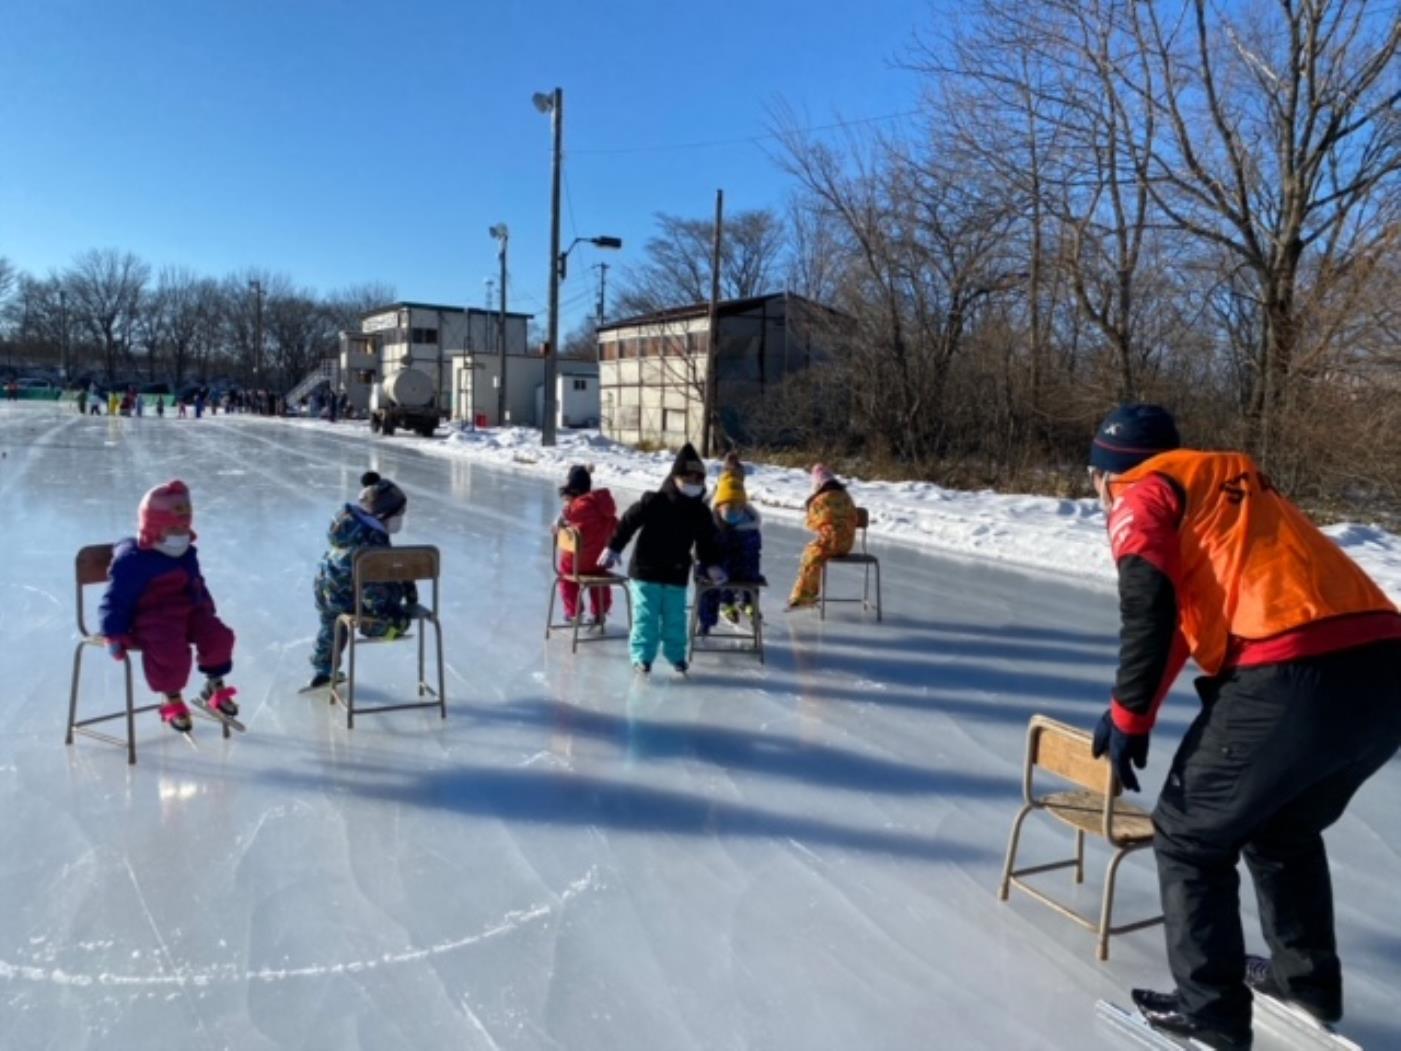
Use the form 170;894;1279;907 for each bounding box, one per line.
201;678;239;717
633;662;651;676
159;696;192;733
671;660;689;676
1130;989;1252;1050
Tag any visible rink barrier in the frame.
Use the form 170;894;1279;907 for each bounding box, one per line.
545;526;633;653
330;546;446;729
65;544;230;765
997;715;1161;961
819;507;883;622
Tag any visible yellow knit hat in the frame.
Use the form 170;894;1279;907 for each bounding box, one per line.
714;471;747;510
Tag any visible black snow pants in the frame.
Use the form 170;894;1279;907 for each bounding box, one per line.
1151;639;1401;1036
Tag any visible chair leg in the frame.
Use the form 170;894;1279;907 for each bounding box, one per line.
434;616;446;718
123;655;137;766
346;630;357;729
756;595;765;664
417;616;427;696
571;586;583;654
545;578;558;640
874;561;882;622
819;563;827;620
67;642;85;745
1097;846;1135;961
1075;829;1085;884
998;804;1035;900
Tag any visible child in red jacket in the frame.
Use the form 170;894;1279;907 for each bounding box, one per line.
554;465;619;631
99;480;238;732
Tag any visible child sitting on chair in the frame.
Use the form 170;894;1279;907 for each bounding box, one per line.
696;468;764;634
99;480;238;733
601;443;724;675
554;464;619;631
787;464;857;610
306;471;417;690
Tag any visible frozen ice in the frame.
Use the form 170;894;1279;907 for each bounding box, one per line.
0;402;1397;1050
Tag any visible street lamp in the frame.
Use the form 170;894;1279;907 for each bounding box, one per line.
558;235;623;281
489;223;509;425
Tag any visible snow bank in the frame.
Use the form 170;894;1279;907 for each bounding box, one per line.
270;418;1401;602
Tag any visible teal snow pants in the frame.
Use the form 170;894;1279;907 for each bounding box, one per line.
630;580;688;668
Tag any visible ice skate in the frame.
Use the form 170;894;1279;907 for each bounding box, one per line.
159;698;192;734
1128;989;1251;1050
671;660;688;676
300;672;345;694
193;680;246;732
632;662;651;676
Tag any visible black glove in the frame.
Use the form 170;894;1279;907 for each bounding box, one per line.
1091;709;1150;793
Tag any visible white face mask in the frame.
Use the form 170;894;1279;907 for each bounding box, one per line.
678;483;704;499
385;514;405;535
155;534;191;558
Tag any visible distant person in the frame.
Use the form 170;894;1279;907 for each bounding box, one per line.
553;465;618;631
98;481;240;734
107;391;119;416
600;443;723;675
786;465;857;610
305;472;417;690
77;388;87;414
177;397;188;419
696;468;764;635
194;391;205;419
328;392;339;423
155;395;165;418
1084;403;1401;1049
135;393;145;417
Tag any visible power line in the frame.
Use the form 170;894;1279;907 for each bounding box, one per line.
571;109;920;156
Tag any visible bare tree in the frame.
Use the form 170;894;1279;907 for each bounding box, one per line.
65;249;149;381
1115;0;1401;462
616;208;787;315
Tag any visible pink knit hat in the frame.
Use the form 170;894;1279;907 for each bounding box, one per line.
138;480;195;549
811;464;836;491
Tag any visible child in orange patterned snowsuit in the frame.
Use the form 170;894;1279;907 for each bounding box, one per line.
788;464;857;608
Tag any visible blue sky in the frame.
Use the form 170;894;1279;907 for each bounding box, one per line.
0;0;935;331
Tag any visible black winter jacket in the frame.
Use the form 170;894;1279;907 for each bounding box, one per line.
609;477;721;587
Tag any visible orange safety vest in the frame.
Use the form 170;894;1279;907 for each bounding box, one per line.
1115;449;1396;675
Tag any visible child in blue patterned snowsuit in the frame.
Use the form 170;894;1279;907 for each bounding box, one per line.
306;471;418;689
696;468;765;634
601;443;723;674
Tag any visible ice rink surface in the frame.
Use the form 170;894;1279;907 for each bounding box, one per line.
0;403;1396;1051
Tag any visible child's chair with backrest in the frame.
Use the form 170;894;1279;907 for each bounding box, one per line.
544;526;632;653
819;507;882;621
998;715;1162;960
330;545;446;729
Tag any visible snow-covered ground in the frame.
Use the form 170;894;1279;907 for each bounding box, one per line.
1;400;1397;1051
276;416;1401;604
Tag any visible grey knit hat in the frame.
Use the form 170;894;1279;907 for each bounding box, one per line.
358;471;407;519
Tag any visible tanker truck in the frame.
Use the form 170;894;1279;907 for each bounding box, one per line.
368;368;441;437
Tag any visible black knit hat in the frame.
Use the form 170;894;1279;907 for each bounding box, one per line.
1089;404;1181;474
358;471;407;519
560;464;592;497
671;442;705;479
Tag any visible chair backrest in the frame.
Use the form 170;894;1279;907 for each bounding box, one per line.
1023;715;1128;839
354;545;439;585
75;543;115;636
855;506;870;530
555;525;579;557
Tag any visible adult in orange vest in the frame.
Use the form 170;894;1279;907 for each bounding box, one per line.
1086;404;1401;1050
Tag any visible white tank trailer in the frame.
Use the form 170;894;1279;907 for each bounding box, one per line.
369;368;441;438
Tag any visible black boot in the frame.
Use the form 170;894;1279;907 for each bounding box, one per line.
1131;989;1252;1050
1243;955;1341;1025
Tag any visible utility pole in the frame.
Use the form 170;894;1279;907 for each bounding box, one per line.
489;225;510;426
701;188;724;457
593;262;609;327
537;86;564;447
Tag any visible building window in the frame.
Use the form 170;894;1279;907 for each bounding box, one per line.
411;327;439;344
664;409;687;435
572;378;588;391
600;342;617;361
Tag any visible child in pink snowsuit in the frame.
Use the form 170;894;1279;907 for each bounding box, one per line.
99;480;238;733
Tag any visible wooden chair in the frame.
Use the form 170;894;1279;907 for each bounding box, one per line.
998;715;1162;960
819;507;882;621
545;526;632;653
689;579;765;663
330;545;445;729
65;544;228;765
